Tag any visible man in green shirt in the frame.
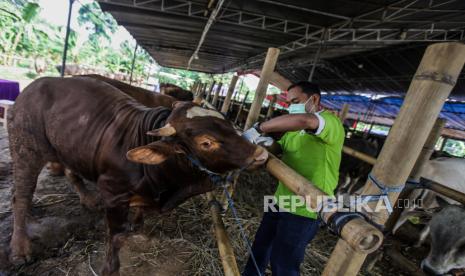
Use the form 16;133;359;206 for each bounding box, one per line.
242;81;345;276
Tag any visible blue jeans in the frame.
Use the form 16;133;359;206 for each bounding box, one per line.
242;209;320;276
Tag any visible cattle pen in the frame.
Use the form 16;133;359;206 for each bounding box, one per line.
1;1;465;276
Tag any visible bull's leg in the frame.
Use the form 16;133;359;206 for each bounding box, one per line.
64;169;99;209
9;154;44;264
101;205;129;276
98;176;130;276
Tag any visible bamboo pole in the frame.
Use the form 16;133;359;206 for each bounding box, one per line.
206;192;240;276
221;75;239;113
322;42;465;276
212;83;223;108
265;94;277;119
244;48;280;130
423;181;465;205
342;146;377;165
234;90;249;124
386;118;445;231
339;103;350;121
193;83;207;104
266;154;383;253
191;80;199;92
206;81;216;102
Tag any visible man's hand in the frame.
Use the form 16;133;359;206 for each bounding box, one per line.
242;123;274;147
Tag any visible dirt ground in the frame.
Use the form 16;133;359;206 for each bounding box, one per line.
0;127;427;276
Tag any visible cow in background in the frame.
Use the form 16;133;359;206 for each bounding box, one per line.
337;134;379;194
159;83;194;101
392;158;465;275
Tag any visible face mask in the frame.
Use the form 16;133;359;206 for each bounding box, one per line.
288;97;313;114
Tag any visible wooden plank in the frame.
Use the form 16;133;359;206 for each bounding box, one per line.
244;48;280;130
339;103;350;121
206;192;240;276
206;81;216;102
221;75;239;113
265;94;277;119
212;83;223;108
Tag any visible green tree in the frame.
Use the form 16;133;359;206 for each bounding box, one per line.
3;2;41;65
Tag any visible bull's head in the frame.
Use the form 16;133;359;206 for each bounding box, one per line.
421;205;465;275
126;102;268;173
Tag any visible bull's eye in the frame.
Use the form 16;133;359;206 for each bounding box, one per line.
194;135;220;151
201;140;212;149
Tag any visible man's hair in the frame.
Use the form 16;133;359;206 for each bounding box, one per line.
287;81;321;96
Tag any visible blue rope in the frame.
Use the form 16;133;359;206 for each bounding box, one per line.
185;154;261;275
222;181;262;276
364;173;406;214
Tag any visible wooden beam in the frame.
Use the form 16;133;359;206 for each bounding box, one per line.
322;42;465;276
244;48;280;130
206;192;240;276
342;146;376;165
339;103;350;122
386;118;445;231
265;94;277;119
221;75;239;114
193;82;204;104
206;80;216;102
212;82;223;108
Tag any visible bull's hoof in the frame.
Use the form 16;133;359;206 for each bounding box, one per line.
9;237;32;266
9;254;31;266
101;265;121;276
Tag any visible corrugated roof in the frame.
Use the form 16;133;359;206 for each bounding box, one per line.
97;0;465;97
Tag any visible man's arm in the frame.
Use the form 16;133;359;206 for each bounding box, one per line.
259;114;320;133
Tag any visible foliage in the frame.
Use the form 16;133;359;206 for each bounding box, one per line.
0;0;242;89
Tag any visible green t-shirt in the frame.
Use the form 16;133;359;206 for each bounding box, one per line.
274;110;345;219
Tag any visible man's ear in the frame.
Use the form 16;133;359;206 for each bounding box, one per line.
126;141;184;165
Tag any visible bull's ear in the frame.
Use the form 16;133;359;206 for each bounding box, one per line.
147;123;176;137
126;141;183;165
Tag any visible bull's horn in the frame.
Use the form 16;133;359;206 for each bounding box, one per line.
147;123;176;136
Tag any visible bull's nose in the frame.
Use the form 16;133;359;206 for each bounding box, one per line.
253;146;268;164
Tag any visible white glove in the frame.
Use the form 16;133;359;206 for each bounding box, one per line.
242;127;274;147
242;127;261;143
256;136;274;147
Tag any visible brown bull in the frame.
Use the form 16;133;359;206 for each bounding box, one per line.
8;77;267;275
81;74;177;108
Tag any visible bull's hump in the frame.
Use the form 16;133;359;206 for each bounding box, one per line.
185;106;224;119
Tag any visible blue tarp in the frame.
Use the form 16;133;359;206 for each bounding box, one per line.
320;94;465;131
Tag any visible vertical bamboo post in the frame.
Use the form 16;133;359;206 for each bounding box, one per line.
212;82;223;108
339;103;350;121
191;80;199;93
385;118;446;231
206;192;240;276
193;82;206;104
265;94;277;119
234;90;249;124
206;80;216;102
440;137;448;151
322;42;465;276
244;48;280;130
221;75;239;114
